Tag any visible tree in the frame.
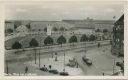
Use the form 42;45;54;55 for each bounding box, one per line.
103;29;108;33
69;35;77;46
89;34;96;41
14;21;22;29
95;29;101;32
12;41;22;49
80;34;88;42
60;27;65;31
6;28;13;34
44;36;54;45
29;38;39;64
57;35;66;47
52;27;58;31
14;24;17;29
44;27;47;32
65;28;67;31
26;23;31;30
29;38;39;47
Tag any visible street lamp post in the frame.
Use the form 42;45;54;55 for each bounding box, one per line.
6;61;9;74
38;29;41;68
63;50;65;72
38;48;41;67
34;48;37;64
85;41;86;53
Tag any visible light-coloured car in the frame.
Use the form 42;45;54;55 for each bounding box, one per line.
82;56;92;66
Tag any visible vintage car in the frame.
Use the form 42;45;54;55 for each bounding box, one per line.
49;69;59;74
66;58;76;67
40;67;48;72
82;56;92;66
59;72;69;76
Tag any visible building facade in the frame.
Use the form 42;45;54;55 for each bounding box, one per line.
30;21;73;32
68;27;95;36
5;21;14;36
16;25;29;33
111;15;124;56
63;18;114;40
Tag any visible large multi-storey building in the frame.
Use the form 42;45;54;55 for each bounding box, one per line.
30;21;73;32
111;14;124;56
63;18;114;40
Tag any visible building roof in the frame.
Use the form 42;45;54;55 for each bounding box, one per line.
63;19;114;24
5;21;13;23
63;19;95;30
93;20;114;24
30;21;74;30
115;14;124;25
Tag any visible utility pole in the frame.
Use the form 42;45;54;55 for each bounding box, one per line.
113;59;115;74
38;30;41;68
35;49;36;64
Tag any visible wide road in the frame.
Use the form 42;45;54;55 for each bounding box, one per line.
74;45;122;76
6;41;118;76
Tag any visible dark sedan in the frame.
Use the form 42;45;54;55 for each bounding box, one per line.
49;69;59;74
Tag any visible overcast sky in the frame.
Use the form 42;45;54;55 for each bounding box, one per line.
5;1;124;21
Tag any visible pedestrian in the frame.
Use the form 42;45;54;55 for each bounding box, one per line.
102;73;104;76
25;66;28;74
63;69;65;72
98;43;100;48
43;65;48;71
54;52;58;61
49;65;52;70
76;62;79;68
52;53;54;58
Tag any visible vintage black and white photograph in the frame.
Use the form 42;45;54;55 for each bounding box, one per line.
4;1;124;76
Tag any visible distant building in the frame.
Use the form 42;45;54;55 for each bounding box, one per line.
63;18;114;32
30;21;74;35
63;17;95;35
68;27;95;35
5;21;14;36
16;25;29;34
111;14;124;56
95;32;104;40
63;18;114;40
5;20;31;34
93;20;114;32
5;21;14;30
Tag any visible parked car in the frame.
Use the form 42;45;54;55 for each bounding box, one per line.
49;69;59;74
40;67;48;72
66;58;76;67
116;62;124;71
66;62;76;67
59;72;69;76
82;56;92;66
